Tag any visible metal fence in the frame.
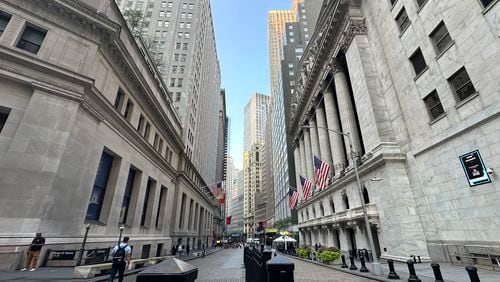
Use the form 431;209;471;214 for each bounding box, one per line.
244;246;272;282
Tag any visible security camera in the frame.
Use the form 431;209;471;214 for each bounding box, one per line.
487;168;494;175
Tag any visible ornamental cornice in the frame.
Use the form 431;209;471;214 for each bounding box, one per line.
339;17;367;53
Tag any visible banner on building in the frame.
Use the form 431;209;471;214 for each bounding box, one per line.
226;215;232;225
459;150;491;187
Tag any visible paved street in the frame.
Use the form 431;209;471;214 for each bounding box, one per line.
285;255;373;282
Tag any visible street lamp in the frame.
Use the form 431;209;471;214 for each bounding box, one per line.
302;125;382;275
118;225;125;246
76;224;90;266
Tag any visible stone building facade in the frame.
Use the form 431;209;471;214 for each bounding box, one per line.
0;0;216;268
290;0;500;264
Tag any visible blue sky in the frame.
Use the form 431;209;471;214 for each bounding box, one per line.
212;0;292;170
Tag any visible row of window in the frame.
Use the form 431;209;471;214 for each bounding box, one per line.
160;1;194;10
169;77;184;88
300;188;370;222
0;11;47;55
391;0;494;11
114;89;175;164
396;10;478;121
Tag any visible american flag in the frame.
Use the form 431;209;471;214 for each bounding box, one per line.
300;176;312;201
314;156;330;191
288;186;299;209
212;182;222;197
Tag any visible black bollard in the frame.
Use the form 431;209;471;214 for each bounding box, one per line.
413;255;417;263
465;265;480;282
359;256;369;272
349;256;358;270
407;260;422;282
431;263;444;282
417;256;421;263
387;259;400;279
341;255;348;268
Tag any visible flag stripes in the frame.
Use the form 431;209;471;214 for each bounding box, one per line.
314;156;330;191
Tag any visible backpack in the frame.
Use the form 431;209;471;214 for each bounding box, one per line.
112;245;127;264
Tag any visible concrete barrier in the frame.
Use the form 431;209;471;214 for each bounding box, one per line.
0;251;22;271
73;256;168;279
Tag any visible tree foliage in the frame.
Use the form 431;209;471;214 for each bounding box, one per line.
123;9;144;36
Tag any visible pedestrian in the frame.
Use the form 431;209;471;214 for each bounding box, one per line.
177;244;183;257
186;244;190;256
318;243;322;249
202;245;206;258
314;243;318;252
171;244;177;256
109;236;131;282
21;233;46;272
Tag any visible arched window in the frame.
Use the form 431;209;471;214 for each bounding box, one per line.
363;187;370;204
343;194;350;210
330;198;335;214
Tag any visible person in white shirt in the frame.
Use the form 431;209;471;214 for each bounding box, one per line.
109;237;132;282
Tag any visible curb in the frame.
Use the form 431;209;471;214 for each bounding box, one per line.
86;248;223;281
280;253;394;282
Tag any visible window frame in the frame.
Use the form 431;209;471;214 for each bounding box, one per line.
0;106;11;134
395;7;411;34
429;21;453;56
448;67;477;102
16;23;47;55
0;11;12;37
423;90;445;121
409;48;428;77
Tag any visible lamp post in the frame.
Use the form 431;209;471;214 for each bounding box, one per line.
303;125;382;275
118;225;125;246
76;224;90;266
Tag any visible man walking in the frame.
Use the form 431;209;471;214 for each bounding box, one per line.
186;244;190;256
20;233;45;272
109;237;131;282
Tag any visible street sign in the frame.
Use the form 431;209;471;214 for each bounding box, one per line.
459;150;491;187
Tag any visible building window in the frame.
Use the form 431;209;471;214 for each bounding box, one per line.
390;0;398;6
155;187;168;228
181;12;186;19
423;90;445;120
174;53;179;61
137;114;145;132
182;43;188;50
164;21;169;27
123;100;134;120
180;54;186;62
186;23;191;29
166;11;171;18
141;178;154;226
16;24;47;54
189;3;194;9
430;21;452;54
144;122;151;139
86;151;114;221
395;7;410;33
179;22;184;28
480;0;494;8
330;198;335;214
167;1;173;8
448;67;476;102
177;78;183;87
409;48;427;76
159;11;165;17
176;42;181;49
362;187;370;204
175;92;181;102
161;1;167;8
415;0;427;8
114;89;124;110
343;194;350;209
119;167;137;224
187;13;192;19
172;65;177;73
184;32;190;39
157;20;162;27
169;78;175;87
179;193;187;228
177;32;183;39
179;65;185;74
0;12;11;36
0;106;11;134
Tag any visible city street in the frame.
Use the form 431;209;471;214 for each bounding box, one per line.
125;248;373;282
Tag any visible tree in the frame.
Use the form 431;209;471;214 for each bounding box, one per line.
123;9;144;36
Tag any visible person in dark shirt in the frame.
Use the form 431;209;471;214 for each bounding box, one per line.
20;233;45;271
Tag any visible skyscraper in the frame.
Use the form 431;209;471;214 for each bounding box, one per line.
243;93;269;236
116;0;222;185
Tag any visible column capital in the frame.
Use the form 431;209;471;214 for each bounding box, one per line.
340;17;367;52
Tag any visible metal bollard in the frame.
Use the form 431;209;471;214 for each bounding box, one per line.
359;256;369;272
417;256;421;263
406;260;422;282
387;259;400;279
349;256;358;270
431;263;444;282
465;265;480;282
341;254;348;268
413;255;417;263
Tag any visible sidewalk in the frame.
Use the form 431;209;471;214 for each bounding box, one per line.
0;247;222;282
281;253;500;282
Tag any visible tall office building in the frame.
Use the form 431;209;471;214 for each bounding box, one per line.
243;93;269;236
267;0;323;224
227;169;244;235
116;0;222;185
268;8;298;98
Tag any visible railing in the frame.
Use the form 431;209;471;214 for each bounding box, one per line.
43;247;111;267
243;246;272;282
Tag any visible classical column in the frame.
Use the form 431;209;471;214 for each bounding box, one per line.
299;138;307;180
323;86;347;174
303;129;314;180
294;146;301;189
315;105;332;163
333;64;363;164
309;118;321;161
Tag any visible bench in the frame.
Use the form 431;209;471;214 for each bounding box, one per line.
73;256;169;279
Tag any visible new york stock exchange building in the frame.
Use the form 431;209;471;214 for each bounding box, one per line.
289;0;500;266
